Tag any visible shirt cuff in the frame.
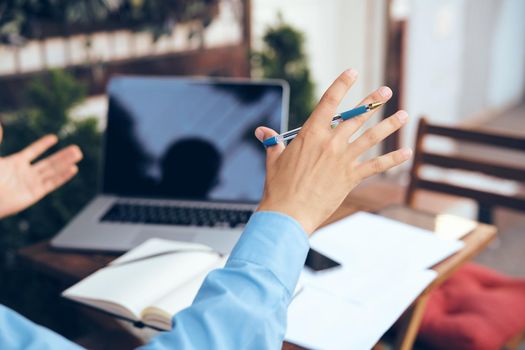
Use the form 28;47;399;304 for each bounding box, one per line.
227;211;309;295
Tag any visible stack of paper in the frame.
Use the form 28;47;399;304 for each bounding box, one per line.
285;212;464;349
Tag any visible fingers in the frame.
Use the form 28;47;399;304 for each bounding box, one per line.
42;165;79;194
334;86;393;140
255;126;285;168
37;145;82;195
34;145;83;179
0;122;3;145
21;134;58;161
347;110;408;159
305;69;358;130
355;148;412;179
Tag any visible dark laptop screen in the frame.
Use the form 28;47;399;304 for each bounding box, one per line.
102;77;286;203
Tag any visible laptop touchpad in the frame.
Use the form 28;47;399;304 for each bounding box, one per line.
131;230;196;247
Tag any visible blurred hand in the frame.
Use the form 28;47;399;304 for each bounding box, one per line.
256;69;412;234
0;124;83;219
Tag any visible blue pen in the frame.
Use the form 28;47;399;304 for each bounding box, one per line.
263;101;384;147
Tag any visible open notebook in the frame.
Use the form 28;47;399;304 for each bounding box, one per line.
62;238;227;330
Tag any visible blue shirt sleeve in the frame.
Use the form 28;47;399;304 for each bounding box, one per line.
141;211;309;350
0;304;82;350
0;211;308;349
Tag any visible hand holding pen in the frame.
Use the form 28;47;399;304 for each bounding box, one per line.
255;69;412;234
263;102;384;147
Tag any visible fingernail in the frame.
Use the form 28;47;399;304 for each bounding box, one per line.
344;68;358;79
379;86;392;98
48;134;59;143
73;146;83;160
401;148;413;159
255;128;264;141
396;110;408;123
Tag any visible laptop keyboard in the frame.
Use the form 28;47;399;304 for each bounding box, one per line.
100;203;254;228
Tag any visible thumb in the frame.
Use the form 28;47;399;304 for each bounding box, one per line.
254;126;285;168
0;122;3;145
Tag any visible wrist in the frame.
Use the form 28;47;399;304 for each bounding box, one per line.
257;202;316;235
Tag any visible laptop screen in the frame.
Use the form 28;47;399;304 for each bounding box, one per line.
102;77;287;203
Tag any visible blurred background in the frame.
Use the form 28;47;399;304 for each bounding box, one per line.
0;0;524;346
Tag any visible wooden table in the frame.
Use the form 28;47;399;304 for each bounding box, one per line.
18;200;497;350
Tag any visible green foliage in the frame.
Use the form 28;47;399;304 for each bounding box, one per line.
0;0;220;44
0;69;101;252
0;70;102;334
252;17;316;129
27;70;86;132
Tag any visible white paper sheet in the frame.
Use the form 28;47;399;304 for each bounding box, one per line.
286;269;437;350
309;212;464;272
299;212;462;303
285;212;462;349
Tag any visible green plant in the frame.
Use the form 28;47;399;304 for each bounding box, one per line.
0;0;220;44
252;16;316;129
0;69;101;242
0;70;102;335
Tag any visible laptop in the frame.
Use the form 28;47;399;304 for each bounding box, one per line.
51;76;289;254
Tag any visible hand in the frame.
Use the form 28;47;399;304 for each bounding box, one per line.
255;69;412;234
0;124;83;219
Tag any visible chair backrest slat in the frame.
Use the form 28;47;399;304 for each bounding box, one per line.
422;153;525;182
426;124;525;151
416;179;525;211
406;118;525;221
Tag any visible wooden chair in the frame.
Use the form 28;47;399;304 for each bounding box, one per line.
405;117;525;223
406;117;525;350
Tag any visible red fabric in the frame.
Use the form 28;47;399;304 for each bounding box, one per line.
419;263;525;350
